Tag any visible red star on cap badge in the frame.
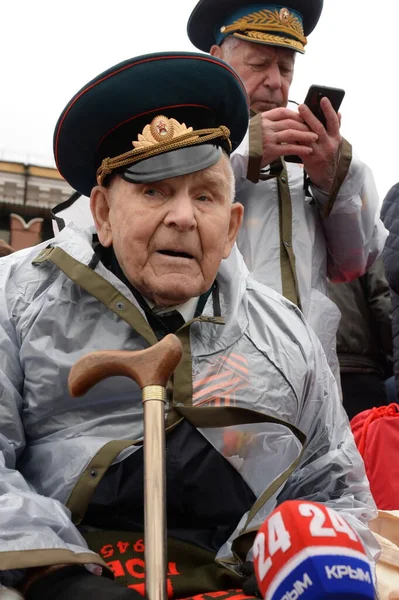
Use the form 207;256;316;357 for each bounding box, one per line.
156;119;168;136
279;7;290;22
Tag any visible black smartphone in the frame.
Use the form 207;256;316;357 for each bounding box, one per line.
284;84;345;163
304;84;345;128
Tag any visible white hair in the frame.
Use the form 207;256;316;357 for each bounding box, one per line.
218;151;236;203
219;36;242;61
226;154;236;202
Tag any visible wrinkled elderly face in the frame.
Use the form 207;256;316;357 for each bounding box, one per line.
91;153;243;307
211;38;295;114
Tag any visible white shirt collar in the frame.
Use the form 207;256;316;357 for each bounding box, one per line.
145;295;199;323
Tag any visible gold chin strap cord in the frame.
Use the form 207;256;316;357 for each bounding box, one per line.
96;114;231;185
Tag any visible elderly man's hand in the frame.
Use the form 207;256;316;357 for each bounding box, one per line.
259;108;318;169
298;97;343;193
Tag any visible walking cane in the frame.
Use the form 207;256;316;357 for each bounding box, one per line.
0;334;182;600
68;333;183;600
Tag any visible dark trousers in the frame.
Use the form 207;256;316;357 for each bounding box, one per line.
341;372;388;421
385;375;398;404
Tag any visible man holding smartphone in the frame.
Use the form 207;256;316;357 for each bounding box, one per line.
187;0;387;382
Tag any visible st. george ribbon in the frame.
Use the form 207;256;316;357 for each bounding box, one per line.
253;500;375;600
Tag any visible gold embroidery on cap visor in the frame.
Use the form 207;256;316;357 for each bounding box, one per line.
96;116;232;185
220;8;307;52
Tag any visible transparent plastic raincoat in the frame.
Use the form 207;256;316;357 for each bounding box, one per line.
0;225;379;587
231;131;387;380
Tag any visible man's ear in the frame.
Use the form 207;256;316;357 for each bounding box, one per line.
90;185;113;247
210;45;223;59
223;202;244;258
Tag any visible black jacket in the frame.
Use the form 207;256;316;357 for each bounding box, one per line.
327;257;392;376
381;183;399;399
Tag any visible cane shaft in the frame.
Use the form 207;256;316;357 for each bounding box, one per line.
143;386;167;600
68;335;183;600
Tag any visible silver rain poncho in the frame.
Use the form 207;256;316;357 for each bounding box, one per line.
0;225;379;587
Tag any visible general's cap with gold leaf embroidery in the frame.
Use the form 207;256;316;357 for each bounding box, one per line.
53;52;249;197
187;1;323;54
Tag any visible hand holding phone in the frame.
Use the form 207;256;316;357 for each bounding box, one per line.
304;85;345;128
284;84;345;163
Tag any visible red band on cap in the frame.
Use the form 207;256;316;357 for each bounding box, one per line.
54;54;249;179
96;103;213;152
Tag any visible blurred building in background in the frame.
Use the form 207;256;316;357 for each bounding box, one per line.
0;159;73;250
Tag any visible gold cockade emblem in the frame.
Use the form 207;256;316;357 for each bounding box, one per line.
133;115;195;148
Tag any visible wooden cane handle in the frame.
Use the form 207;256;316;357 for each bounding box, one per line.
68;333;183;397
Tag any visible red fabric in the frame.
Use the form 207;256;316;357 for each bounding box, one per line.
351;403;399;509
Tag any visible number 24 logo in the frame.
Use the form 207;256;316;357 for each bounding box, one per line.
253;503;358;581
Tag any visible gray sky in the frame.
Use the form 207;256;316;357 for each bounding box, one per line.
1;0;398;201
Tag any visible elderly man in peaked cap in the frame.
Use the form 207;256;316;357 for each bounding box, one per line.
187;0;387;389
0;51;378;600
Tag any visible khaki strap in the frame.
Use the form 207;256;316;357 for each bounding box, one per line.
323;137;352;217
231;446;305;562
178;405;306;562
32;245;306;547
32;245;224;521
246;113;263;183
176;406;305;443
32;246;158;346
66;440;139;524
277;162;301;308
244;115;300;307
246;113;285;183
166;325;193;429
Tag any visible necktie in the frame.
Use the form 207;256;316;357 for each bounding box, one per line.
147;309;185;338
